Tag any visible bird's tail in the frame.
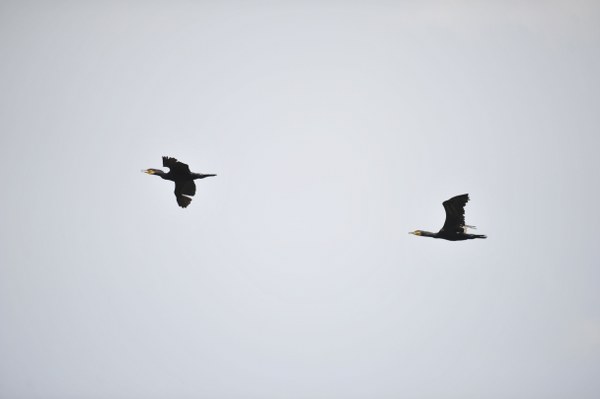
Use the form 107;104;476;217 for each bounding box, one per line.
473;234;487;239
194;173;217;179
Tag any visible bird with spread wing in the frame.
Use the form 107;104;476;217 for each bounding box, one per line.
409;194;487;241
143;156;216;208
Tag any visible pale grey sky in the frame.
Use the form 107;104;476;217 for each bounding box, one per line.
1;1;599;398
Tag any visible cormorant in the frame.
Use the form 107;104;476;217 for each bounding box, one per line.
409;194;487;241
143;156;216;208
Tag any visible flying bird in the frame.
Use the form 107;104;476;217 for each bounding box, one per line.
409;194;487;240
143;156;216;208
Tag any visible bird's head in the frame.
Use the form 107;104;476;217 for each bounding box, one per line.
142;168;163;176
409;230;423;236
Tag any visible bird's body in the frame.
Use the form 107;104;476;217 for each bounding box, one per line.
143;156;216;208
409;194;486;241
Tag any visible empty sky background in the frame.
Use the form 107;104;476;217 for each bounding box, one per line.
1;1;599;398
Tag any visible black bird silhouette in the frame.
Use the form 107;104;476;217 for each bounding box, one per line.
409;194;487;240
143;156;216;208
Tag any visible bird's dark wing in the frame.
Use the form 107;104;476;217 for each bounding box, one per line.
176;195;192;208
163;156;191;174
174;180;196;208
440;194;469;233
180;180;196;196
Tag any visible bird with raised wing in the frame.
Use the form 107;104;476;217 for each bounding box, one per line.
143;156;216;208
409;194;487;241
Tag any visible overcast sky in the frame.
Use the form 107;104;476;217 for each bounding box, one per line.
1;1;599;398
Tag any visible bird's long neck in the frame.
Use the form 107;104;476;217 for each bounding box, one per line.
153;170;169;179
419;230;438;238
144;169;171;180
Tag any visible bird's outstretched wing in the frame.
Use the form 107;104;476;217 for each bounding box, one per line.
174;180;196;208
180;180;196;196
440;194;469;233
163;156;190;174
176;195;192;208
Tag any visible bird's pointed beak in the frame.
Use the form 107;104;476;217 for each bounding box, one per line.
142;169;155;174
